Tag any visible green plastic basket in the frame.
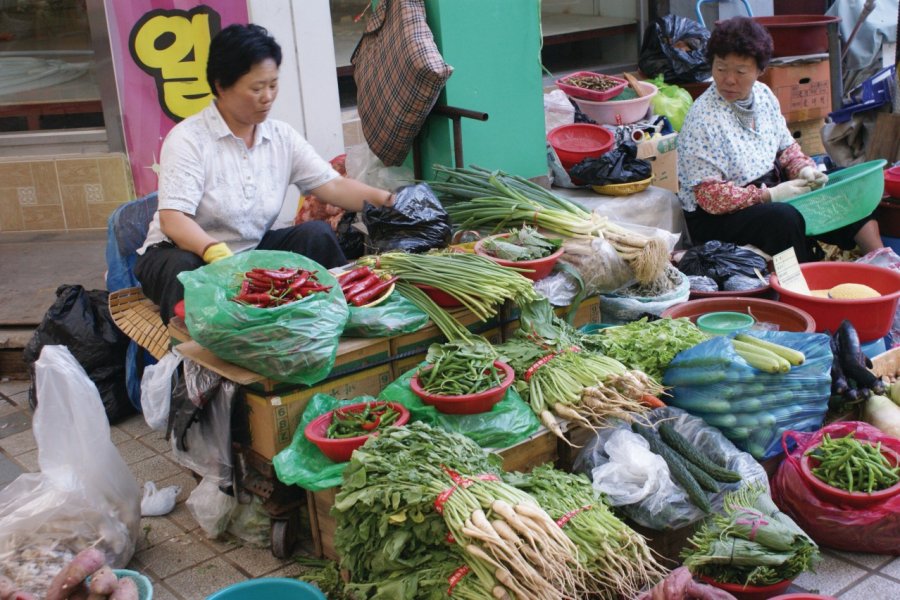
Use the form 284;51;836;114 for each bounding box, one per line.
786;159;886;236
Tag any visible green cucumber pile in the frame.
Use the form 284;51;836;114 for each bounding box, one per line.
631;422;742;513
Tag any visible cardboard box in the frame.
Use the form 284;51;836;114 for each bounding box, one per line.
307;426;558;561
636;132;678;193
759;58;831;122
787;117;826;157
391;327;502;379
501;296;601;340
243;364;394;460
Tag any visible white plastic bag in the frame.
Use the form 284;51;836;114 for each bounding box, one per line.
533;270;580;306
544;89;575;133
345;144;414;191
590;429;683;511
140;481;180;517
139;348;182;431
187;478;236;539
559;237;636;294
0;346;141;587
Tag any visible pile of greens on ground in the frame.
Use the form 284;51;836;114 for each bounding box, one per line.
681;484;820;586
480;226;561;261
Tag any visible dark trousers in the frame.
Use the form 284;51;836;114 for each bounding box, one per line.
134;221;347;324
685;204;871;264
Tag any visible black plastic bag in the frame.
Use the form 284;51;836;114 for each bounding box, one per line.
335;211;366;260
23;284;133;423
678;241;767;286
362;183;451;253
639;15;711;84
569;141;652;185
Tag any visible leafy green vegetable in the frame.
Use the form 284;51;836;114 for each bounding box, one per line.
681;484;820;586
481;225;562;261
586;317;708;379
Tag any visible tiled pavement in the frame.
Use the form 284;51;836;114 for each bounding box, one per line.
2;377;900;599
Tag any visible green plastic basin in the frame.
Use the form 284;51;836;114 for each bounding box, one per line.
786;159;886;236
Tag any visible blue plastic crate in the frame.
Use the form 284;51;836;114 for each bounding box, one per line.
829;65;896;123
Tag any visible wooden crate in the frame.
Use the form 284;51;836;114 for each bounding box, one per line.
306;428;558;561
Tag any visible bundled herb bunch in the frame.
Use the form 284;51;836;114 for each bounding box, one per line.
333;423;663;599
681;484;820;586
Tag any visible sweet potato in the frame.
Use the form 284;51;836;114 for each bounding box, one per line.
0;575;17;600
87;566;118;596
109;577;139;600
45;548;106;600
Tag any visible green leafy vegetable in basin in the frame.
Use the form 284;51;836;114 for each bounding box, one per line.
418;339;501;396
481;226;562;261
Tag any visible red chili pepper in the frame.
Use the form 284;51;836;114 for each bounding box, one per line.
296;284;332;298
343;273;381;300
233;292;276;306
350;276;397;306
337;266;372;287
286;271;312;293
245;271;274;284
259;267;301;281
360;415;381;431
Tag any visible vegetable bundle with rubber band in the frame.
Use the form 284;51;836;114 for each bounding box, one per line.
428;164;669;283
505;465;667;600
497;301;665;439
357;251;538;321
681;484;819;587
333;423;664;600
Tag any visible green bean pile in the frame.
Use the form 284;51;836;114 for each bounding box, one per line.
807;433;900;493
417;340;501;396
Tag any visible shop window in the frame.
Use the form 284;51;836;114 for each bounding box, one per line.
0;0;104;133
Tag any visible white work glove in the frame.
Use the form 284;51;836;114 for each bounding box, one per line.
767;179;811;202
799;166;829;190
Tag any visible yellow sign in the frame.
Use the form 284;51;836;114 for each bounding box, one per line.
129;7;220;121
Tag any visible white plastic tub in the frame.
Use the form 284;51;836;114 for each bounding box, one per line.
571;81;658;125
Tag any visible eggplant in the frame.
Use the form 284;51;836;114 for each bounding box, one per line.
829;331;850;395
837;320;881;390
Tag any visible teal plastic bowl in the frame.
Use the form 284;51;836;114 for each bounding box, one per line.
112;570;153;600
786;159;886;235
206;578;326;600
696;311;756;335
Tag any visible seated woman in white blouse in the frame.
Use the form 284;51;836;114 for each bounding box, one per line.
135;23;394;324
676;17;882;262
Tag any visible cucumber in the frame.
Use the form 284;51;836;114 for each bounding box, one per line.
669;394;731;413
658;422;742;483
632;423;711;513
682;455;721;492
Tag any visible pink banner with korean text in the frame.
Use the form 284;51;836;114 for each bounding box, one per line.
105;1;249;197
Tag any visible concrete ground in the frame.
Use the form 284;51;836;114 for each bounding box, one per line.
1;231;899;598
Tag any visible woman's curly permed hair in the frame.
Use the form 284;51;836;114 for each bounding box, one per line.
707;16;773;71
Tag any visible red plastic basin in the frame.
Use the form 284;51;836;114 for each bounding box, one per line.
660;297;816;333
547;123;615;170
770;262;900;341
800;443;900;508
555;71;628;102
413;283;463;308
770;595;837;600
699;576;794;600
885;165;900;199
304;401;410;463
752;15;840;57
410;361;515;414
474;234;564;281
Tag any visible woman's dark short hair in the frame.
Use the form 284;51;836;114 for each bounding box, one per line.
707;17;773;71
207;24;282;96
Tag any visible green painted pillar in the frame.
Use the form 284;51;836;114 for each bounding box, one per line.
415;0;547;180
